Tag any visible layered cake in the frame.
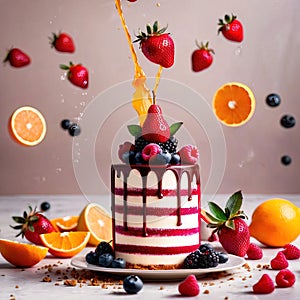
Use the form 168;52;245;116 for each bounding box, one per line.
111;98;201;269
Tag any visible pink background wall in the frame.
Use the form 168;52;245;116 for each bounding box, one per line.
0;0;299;196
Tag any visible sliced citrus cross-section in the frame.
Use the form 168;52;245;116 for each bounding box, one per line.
10;106;47;146
213;82;256;127
40;231;90;258
0;239;48;267
50;216;79;232
77;203;113;246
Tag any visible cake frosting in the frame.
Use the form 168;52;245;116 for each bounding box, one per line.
111;163;201;269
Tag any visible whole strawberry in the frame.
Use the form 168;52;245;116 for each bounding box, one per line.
134;21;174;68
50;32;75;53
207;191;250;257
3;48;31;68
60;62;89;89
11;206;55;245
191;41;214;72
218;14;243;42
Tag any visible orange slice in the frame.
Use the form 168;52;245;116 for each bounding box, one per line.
50;216;79;232
40;231;90;258
213;82;256;127
10;106;47;146
77;203;112;246
0;239;48;267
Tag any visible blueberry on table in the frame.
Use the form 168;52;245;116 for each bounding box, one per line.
266;93;281;107
281;155;292;166
61;119;72;130
98;253;114;267
280;115;296;128
123;275;143;294
68;123;81;136
40;201;51;212
111;258;126;268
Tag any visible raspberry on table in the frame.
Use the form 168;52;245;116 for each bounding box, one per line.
252;274;275;294
246;243;263;260
178;275;200;297
275;269;296;288
281;244;300;260
270;251;289;270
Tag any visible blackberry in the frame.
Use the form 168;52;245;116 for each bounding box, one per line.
197;249;219;268
158;136;178;153
95;240;114;256
135;136;150;152
183;249;202;269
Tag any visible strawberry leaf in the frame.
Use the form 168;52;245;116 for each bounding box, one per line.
208;202;227;221
127;125;142;138
169;122;183;136
225;190;243;216
225;219;235;230
204;211;222;223
12;216;26;224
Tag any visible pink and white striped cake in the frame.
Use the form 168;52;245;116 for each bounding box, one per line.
111;164;201;269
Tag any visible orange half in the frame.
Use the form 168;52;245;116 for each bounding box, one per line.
10;106;47;146
50;216;79;232
40;231;90;258
0;239;48;267
213;82;256;127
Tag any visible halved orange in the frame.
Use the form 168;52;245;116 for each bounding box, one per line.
213;82;256;127
40;231;90;258
77;203;112;246
10;106;47;146
50;216;79;232
0;239;48;267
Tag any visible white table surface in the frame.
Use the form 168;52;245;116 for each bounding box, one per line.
0;194;299;300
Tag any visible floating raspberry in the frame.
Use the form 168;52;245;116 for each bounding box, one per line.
178;275;200;297
246;243;263;260
270;251;289;270
281;244;300;260
275;269;296;288
252;274;275;294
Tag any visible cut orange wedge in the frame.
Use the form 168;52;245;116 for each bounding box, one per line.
50;216;79;232
213;82;256;127
40;231;90;258
77;203;112;246
10;106;47;146
0;239;48;267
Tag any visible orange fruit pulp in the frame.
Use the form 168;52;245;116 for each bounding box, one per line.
249;198;300;247
40;231;90;258
213;82;256;127
9;106;47;146
77;203;112;246
50;216;79;232
0;239;48;267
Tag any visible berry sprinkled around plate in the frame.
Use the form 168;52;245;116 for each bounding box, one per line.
266;93;281;107
280;114;296;128
40;202;51;212
178;275;200;297
123;275;143;294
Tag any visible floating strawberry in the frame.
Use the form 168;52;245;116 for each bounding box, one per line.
60;62;89;89
218;14;243;42
3;48;31;68
191;41;214;72
206;191;250;257
50;32;75;53
11;206;56;246
141;92;170;143
134;21;174;68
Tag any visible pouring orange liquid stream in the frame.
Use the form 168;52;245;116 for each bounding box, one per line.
115;0;163;125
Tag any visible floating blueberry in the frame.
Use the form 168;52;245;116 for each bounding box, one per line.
68;123;81;136
281;155;292;166
61;119;72;130
85;251;99;265
266;93;281;107
123;275;143;294
111;258;126;268
280;115;296;128
40;201;51;212
98;253;114;267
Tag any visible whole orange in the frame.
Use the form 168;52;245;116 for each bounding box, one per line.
249;198;300;247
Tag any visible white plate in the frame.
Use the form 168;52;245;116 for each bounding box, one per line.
71;254;245;281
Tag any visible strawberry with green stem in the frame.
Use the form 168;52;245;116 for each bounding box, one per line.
11;206;56;246
206;190;250;257
3;48;31;68
50;32;75;53
134;21;174;68
60;62;89;89
191;41;214;72
218;14;243;42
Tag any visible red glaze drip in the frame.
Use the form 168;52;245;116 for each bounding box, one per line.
111;164;201;239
